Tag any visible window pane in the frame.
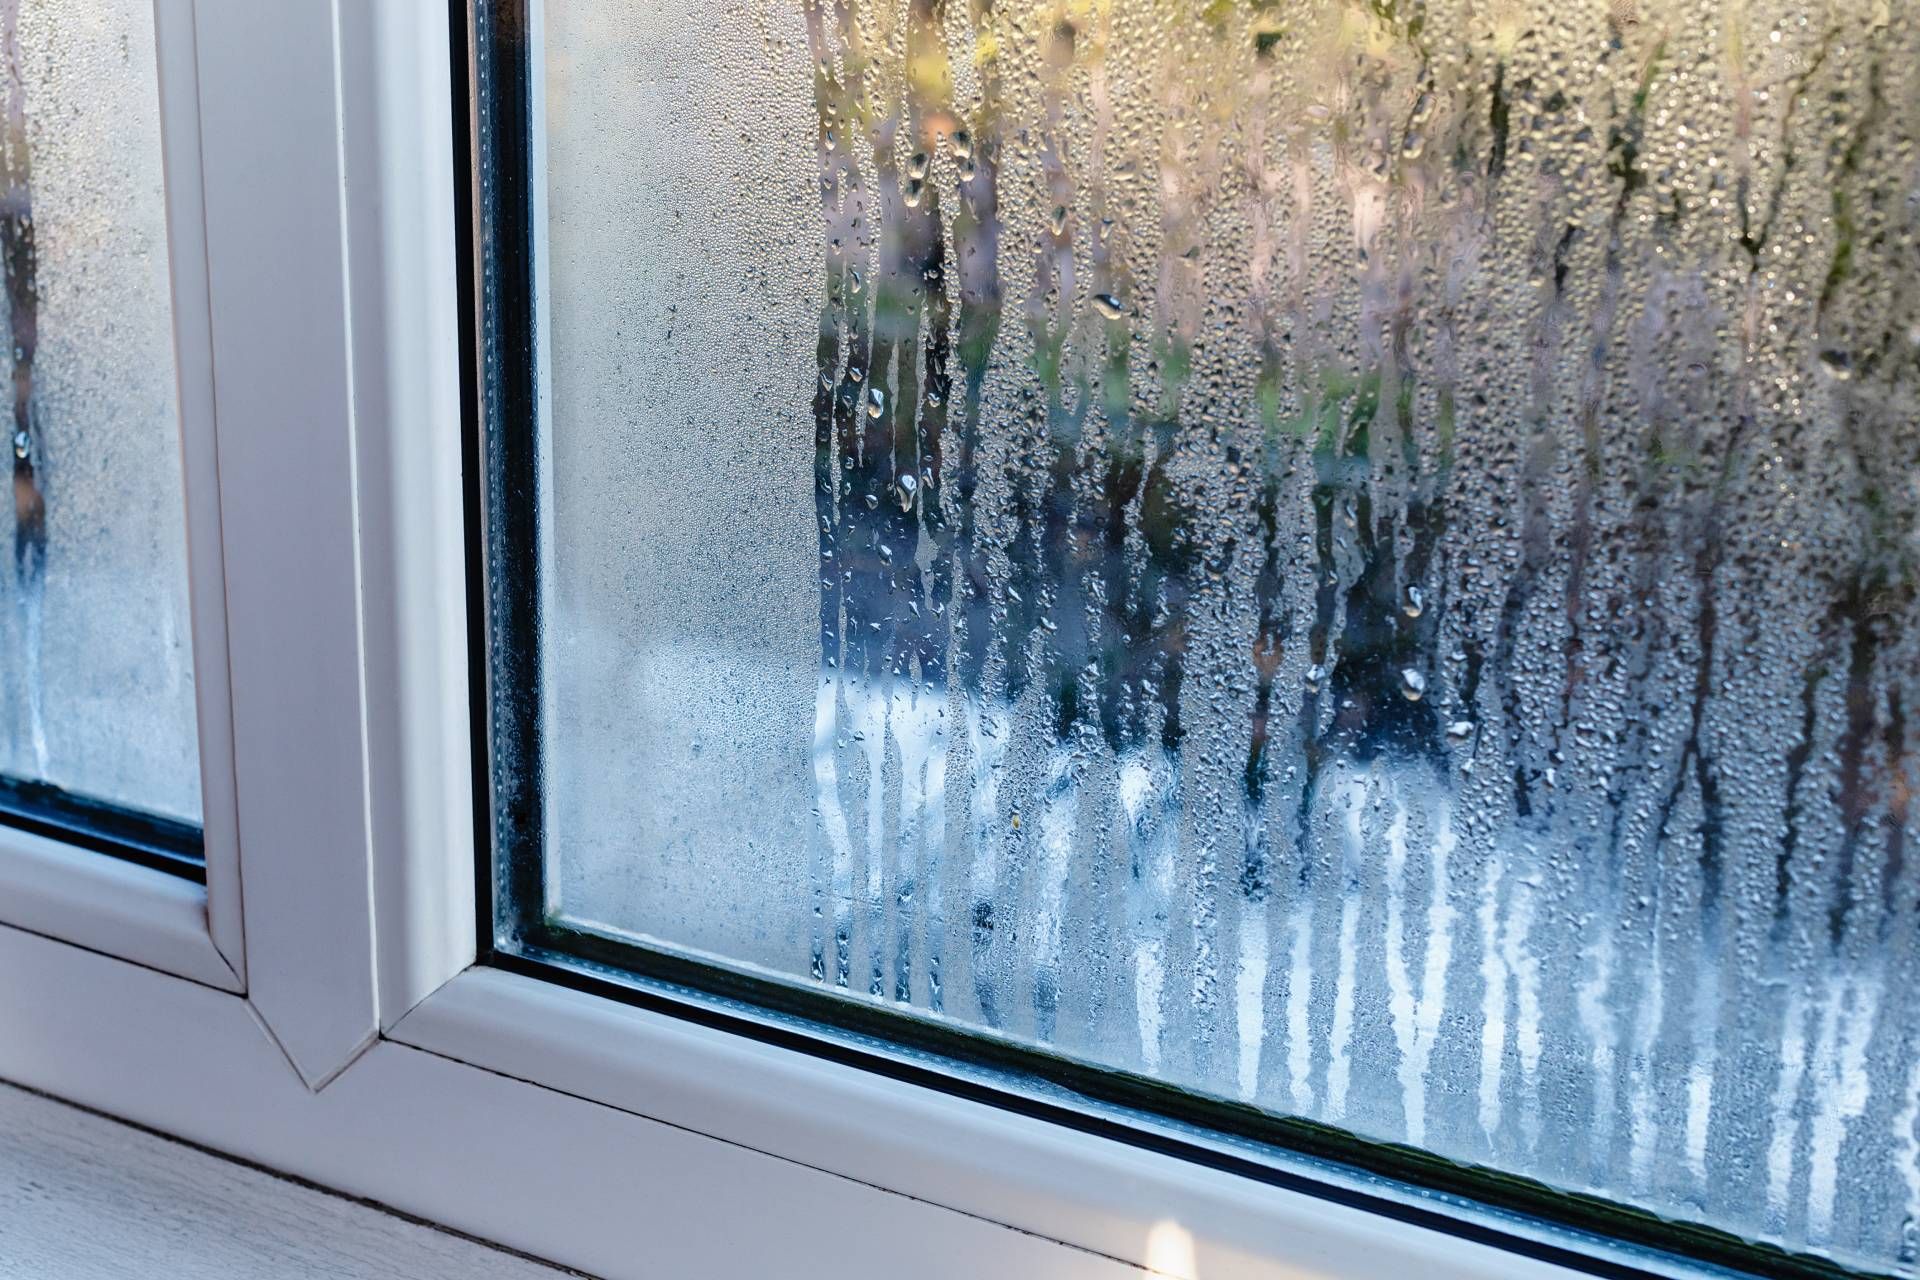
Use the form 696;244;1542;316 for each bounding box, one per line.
0;0;199;825
521;0;1919;1269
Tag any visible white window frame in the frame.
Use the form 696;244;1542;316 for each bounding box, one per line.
0;6;1736;1278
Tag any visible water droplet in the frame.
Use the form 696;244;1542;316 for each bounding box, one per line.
848;364;864;383
1399;669;1426;701
1446;720;1473;742
1093;292;1126;321
950;129;972;160
904;178;925;208
11;431;28;461
959;158;978;184
1818;349;1852;380
896;473;918;509
907;151;930;181
867;386;886;418
1304;662;1327;693
849;268;864;294
1402;585;1424;618
1049;205;1068;237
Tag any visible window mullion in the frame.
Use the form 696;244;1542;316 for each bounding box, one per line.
189;0;376;1086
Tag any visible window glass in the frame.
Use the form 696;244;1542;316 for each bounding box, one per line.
0;0;200;826
521;0;1920;1269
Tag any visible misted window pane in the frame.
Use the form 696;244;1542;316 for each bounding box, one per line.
533;0;1919;1266
0;0;199;824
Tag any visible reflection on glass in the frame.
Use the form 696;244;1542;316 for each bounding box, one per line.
0;0;199;822
537;0;1920;1267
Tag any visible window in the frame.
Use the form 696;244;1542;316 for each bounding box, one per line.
480;1;1920;1275
0;0;200;872
0;4;1913;1280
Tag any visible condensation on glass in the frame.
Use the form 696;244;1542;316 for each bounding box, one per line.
534;0;1920;1267
0;0;199;822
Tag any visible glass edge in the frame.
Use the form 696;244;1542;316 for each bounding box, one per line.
0;773;204;882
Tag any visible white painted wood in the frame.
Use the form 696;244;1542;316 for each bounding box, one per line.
189;0;377;1085
333;0;477;1029
0;824;236;991
153;0;246;988
0;922;1138;1280
0;1082;575;1280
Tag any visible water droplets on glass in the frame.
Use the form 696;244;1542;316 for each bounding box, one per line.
534;0;1920;1270
0;0;199;822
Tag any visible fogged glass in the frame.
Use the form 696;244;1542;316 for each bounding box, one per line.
0;0;200;823
537;0;1920;1266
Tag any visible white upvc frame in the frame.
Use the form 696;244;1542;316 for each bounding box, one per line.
0;5;1713;1279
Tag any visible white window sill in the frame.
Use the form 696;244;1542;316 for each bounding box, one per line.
0;1079;571;1280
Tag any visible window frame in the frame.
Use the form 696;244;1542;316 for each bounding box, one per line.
0;4;1883;1279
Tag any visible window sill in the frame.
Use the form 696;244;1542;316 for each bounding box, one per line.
0;1079;570;1280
